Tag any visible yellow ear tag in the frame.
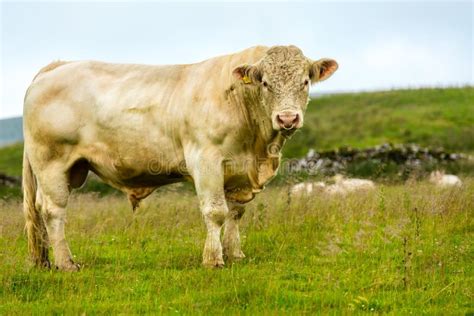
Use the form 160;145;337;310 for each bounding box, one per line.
242;75;252;84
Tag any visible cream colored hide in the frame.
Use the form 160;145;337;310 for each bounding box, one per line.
22;45;338;270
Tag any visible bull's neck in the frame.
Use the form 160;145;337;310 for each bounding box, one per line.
226;83;280;152
226;83;288;189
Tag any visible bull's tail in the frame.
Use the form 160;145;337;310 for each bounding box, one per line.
22;150;49;267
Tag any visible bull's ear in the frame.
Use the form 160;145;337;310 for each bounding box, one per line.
232;64;262;84
310;58;338;82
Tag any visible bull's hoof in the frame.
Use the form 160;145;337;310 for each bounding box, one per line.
232;251;246;261
202;259;225;269
56;259;81;272
223;249;246;262
42;259;52;269
34;259;51;270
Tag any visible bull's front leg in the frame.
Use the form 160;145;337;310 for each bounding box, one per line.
223;201;246;261
188;154;228;268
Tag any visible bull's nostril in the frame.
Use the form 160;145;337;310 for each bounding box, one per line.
293;114;299;124
277;115;284;125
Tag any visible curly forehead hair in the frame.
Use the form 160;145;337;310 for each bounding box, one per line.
260;46;309;85
265;45;304;59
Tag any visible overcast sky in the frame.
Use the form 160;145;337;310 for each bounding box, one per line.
1;1;472;119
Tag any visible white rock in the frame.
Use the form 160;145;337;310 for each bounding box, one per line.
290;181;326;196
291;176;376;197
325;175;375;195
429;171;462;187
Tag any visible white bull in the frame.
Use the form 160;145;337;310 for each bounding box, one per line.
22;45;338;270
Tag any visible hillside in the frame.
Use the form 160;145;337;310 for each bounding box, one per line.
284;87;474;157
1;87;473;178
0;116;23;147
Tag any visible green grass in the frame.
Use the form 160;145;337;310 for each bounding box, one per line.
284;87;474;157
0;182;473;314
0;142;23;177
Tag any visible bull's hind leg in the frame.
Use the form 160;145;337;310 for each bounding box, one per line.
37;165;79;271
223;201;246;261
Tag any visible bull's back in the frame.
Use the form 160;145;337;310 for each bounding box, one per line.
25;60;183;142
24;46;269;138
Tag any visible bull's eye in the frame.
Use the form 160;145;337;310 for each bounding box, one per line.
262;81;268;87
304;79;309;86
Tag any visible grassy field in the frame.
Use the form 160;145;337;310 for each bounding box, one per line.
0;182;473;314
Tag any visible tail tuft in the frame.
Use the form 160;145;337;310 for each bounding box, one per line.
22;151;49;267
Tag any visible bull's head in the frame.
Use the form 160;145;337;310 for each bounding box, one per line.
233;46;338;133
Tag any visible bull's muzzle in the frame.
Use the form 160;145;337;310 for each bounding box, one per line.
276;111;301;130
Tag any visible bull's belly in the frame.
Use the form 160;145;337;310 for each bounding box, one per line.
117;172;185;188
78;138;187;188
88;160;188;205
92;159;186;187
